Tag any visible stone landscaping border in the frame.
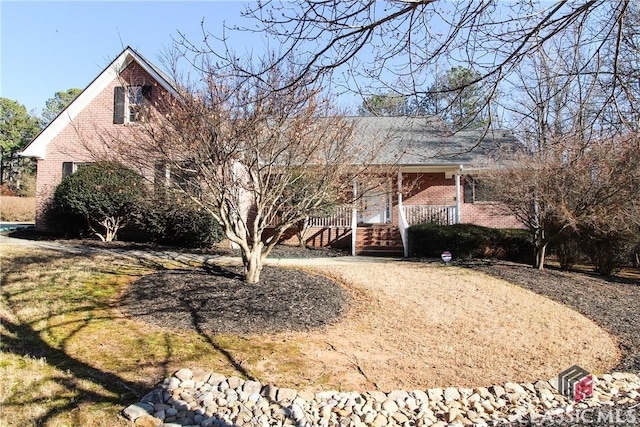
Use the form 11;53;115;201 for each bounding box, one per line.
123;368;640;426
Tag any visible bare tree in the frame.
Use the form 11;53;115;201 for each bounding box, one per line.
183;1;630;129
108;56;389;284
484;134;640;270
501;17;640;146
483;33;640;269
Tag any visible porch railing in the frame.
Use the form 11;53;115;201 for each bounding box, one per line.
402;205;458;226
308;205;353;227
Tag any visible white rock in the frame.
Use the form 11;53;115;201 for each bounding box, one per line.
381;399;399;413
392;412;409;423
181;379;195;390
444;387;461;402
174;368;193;381
459;388;473;398
481;400;494;414
467;393;481;404
412;390;429;403
446;407;461;422
490;385;506;398
123;402;154;421
363;411;376;424
207;373;227;386
291;403;305;421
368;390;387;403
427;388;443;401
227;376;244;389
243;380;262;394
388;390;409;401
505;382;526;395
372;413;387;426
166;377;181;390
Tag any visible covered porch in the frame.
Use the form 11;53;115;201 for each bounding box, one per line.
299;165;466;256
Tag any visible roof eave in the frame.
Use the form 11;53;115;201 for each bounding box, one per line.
19;46;178;160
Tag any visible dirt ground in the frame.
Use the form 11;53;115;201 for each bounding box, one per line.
120;256;621;392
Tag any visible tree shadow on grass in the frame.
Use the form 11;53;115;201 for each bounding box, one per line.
2;242;349;425
1;252;146;425
0;249;247;426
0;316;142;425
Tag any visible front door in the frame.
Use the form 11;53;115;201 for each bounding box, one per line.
359;191;390;224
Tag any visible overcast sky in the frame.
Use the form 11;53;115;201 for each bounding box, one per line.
1;1;256;115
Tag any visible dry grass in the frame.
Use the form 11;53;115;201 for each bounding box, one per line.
282;263;619;391
0;196;35;222
0;245;620;426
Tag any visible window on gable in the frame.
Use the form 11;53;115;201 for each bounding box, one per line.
128;86;143;122
113;85;152;124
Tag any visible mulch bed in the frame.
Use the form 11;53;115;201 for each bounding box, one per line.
115;237;640;370
119;264;350;335
15;228;637;368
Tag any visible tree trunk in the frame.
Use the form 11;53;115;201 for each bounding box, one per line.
100;217;120;242
296;218;309;247
242;243;264;284
535;242;547;270
0;148;4;186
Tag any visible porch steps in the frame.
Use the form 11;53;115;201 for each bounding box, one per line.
355;225;404;256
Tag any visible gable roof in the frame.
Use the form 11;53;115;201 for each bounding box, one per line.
352;116;518;169
20;46;178;159
20;46;518;167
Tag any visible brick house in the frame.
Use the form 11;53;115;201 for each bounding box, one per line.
21;46;520;256
279;116;522;256
21;46;177;231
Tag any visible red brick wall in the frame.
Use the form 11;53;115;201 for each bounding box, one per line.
461;203;523;229
402;172;457;205
34;61;170;229
397;172;522;229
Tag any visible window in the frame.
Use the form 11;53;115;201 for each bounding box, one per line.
127;86;143;122
463;175;491;203
113;85;152;124
153;161;201;197
62;162;92;178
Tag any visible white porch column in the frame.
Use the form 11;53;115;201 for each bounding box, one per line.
397;170;403;211
455;165;463;224
397;170;409;257
351;179;358;256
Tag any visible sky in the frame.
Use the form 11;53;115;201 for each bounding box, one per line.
1;1;261;116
